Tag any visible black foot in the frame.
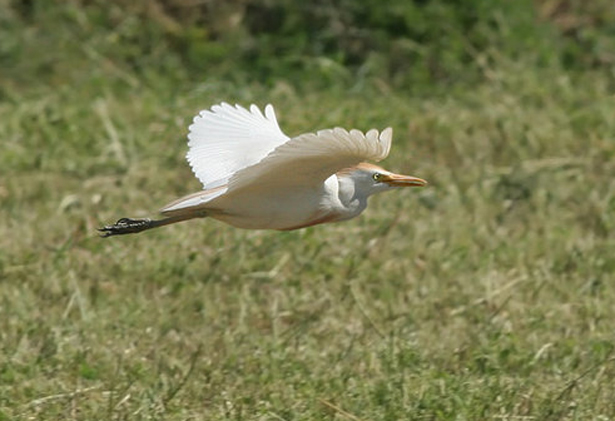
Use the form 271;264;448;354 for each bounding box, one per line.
98;217;153;237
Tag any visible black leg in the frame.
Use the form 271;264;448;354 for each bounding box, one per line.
98;217;154;237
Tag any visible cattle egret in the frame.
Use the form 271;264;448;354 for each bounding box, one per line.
99;103;426;237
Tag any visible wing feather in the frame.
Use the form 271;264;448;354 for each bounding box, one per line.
186;103;289;190
227;127;393;193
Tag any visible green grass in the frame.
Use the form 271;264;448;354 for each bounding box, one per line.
2;1;615;420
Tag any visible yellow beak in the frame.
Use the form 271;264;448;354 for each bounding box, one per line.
381;173;427;187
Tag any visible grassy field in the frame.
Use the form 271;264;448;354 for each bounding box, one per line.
2;1;615;420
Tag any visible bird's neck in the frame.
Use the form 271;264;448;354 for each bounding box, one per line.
335;174;368;216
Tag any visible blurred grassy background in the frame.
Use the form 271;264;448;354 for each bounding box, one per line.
1;0;615;419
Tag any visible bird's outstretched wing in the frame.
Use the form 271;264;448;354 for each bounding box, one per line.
187;103;289;190
227;127;392;193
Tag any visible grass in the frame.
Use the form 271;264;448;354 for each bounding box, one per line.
2;2;615;420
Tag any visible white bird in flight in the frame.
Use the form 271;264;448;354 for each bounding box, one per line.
99;103;426;237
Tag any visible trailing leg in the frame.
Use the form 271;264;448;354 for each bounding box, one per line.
98;213;205;237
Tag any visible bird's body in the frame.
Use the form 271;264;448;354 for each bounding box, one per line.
162;166;367;230
100;103;426;237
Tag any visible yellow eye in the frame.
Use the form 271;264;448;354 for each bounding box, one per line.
372;173;382;181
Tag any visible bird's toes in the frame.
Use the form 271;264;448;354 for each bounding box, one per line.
97;225;116;238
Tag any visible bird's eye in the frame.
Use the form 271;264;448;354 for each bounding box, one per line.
372;173;382;182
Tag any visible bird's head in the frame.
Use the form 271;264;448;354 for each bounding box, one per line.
338;162;427;199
